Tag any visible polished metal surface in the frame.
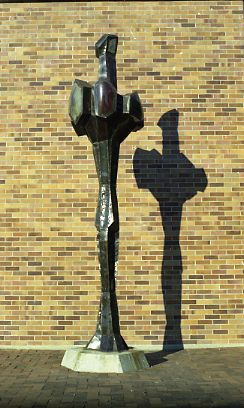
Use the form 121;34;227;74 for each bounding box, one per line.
69;34;144;352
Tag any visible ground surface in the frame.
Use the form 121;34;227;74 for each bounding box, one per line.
0;348;243;408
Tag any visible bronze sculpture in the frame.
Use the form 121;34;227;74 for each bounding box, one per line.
69;34;144;352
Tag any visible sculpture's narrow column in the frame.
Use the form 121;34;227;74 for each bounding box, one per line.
61;34;149;372
86;139;128;352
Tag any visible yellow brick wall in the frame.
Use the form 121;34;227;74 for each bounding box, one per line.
0;1;243;347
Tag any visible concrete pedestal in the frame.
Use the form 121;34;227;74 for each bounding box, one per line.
61;347;150;373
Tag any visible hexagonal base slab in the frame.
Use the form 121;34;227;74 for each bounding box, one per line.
61;347;150;373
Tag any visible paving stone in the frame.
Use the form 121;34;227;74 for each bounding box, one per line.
0;349;243;407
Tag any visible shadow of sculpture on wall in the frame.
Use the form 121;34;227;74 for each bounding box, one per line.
133;109;208;353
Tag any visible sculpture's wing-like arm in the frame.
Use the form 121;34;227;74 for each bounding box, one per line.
69;79;92;136
123;92;144;131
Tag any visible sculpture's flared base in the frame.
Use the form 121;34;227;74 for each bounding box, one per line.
61;347;150;373
85;333;128;352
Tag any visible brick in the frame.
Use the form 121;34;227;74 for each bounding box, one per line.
0;0;242;348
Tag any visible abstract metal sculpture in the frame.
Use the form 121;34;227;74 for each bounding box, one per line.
68;34;144;352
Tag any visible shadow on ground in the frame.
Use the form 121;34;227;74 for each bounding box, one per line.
145;350;168;366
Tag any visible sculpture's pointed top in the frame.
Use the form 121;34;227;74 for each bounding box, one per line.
95;34;118;58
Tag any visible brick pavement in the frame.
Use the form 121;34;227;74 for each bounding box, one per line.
0;348;243;408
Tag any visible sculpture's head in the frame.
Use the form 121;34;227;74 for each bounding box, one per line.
95;34;118;58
